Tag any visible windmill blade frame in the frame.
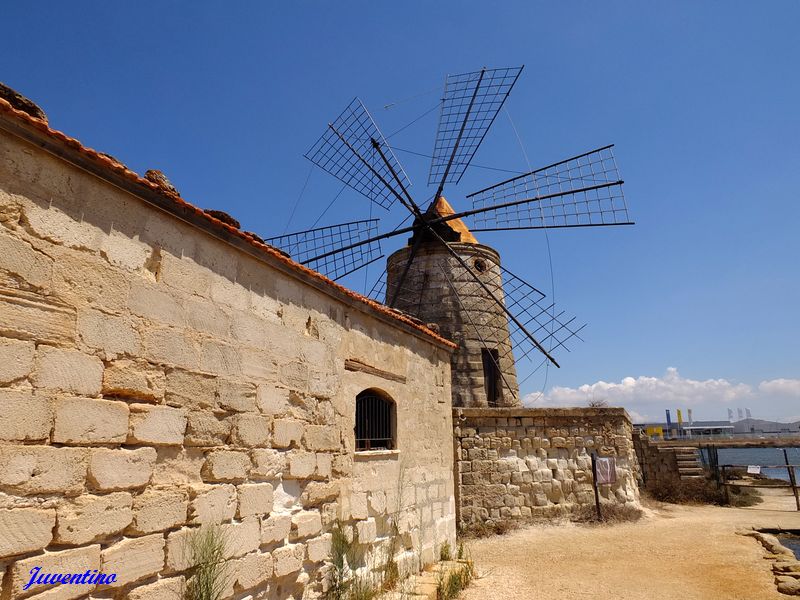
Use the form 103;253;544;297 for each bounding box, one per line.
467;145;633;230
266;219;383;281
304;97;411;210
429;66;524;191
494;266;586;365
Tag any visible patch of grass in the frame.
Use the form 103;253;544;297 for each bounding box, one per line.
570;503;644;525
727;484;763;507
183;525;231;600
439;541;452;561
436;562;475;600
458;518;518;539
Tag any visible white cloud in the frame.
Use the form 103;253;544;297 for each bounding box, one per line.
523;368;800;422
758;378;800;397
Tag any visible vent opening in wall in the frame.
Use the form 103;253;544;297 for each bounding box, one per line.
473;257;488;273
481;348;501;406
355;390;395;450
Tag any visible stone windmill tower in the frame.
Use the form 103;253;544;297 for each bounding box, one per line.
386;197;519;407
270;66;631;409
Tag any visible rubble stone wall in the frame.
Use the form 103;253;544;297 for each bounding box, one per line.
453;408;640;526
0;128;456;599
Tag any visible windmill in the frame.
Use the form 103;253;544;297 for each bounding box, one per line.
265;66;633;407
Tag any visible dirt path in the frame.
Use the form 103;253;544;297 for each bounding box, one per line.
462;490;800;600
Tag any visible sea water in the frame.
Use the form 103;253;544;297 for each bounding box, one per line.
700;447;800;482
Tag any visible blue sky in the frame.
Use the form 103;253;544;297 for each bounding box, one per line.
3;2;799;421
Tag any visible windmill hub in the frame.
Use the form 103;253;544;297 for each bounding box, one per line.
409;196;478;246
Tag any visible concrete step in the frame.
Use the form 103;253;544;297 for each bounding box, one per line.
678;469;705;477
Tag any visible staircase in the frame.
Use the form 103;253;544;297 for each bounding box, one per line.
671;447;705;480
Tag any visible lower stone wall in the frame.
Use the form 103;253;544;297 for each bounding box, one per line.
453;408;640;526
634;435;679;491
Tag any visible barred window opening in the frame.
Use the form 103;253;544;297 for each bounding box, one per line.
355;390;395;451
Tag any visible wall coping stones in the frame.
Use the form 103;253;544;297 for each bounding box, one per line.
454;407;632;421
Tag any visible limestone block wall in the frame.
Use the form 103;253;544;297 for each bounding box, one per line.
453;408;640;526
0;124;456;599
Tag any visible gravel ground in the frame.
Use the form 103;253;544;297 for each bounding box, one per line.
461;489;800;600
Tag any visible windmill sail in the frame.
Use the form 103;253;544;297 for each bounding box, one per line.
305;97;411;210
495;267;585;363
443;262;585;368
429;66;523;188
467;145;632;230
265;219;382;281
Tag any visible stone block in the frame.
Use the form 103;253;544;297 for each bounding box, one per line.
87;447;156;491
287;451;315;479
0;288;76;346
185;410;231;446
231;413;271;447
77;308;140;358
260;514;291;545
55;492;133;545
0;507;55;559
0;337;34;383
129;489;189;534
307;533;332;563
33;346;103;396
292;510;322;539
272;543;305;577
128;576;185;600
129;279;186;326
0;231;52;289
165;527;193;573
128;403;187;445
189;484;237;524
0;445;88;495
53;397;129;444
202;450;250;482
234;551;274;590
250;448;287;479
316;452;333;479
102;534;165;587
7;544;100;599
349;492;368;520
102;359;165;402
142;327;201;370
223;517;261;558
356;518;377;543
165;368;217;410
217;379;257;412
303;425;340;451
300;481;340;508
238;483;274;518
0;389;52;441
256;384;290;415
272;419;304;449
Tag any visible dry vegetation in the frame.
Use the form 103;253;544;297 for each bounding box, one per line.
648;477;762;507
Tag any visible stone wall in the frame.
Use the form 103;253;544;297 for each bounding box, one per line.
633;436;705;491
0;118;456;599
453;408;640;526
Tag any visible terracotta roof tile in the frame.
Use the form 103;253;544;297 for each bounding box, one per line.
0;97;456;349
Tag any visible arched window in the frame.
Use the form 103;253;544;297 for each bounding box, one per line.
355;390;395;451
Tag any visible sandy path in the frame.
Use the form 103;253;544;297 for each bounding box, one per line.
462;490;800;600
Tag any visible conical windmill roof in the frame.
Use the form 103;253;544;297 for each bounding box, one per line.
427;196;478;244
